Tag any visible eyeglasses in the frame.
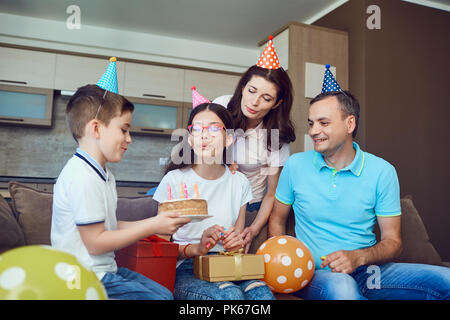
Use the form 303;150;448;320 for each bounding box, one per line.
187;123;225;136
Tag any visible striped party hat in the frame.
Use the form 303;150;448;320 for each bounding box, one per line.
257;35;280;69
322;64;342;93
191;86;210;109
97;57;119;94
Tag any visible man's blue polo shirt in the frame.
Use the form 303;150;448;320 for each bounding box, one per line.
275;142;401;269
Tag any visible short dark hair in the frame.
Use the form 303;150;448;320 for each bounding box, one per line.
66;84;134;142
310;91;360;138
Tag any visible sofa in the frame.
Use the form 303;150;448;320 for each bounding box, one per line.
1;181;448;299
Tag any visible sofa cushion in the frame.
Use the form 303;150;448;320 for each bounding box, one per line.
7;182;159;246
0;194;26;253
116;196;159;221
9;182;53;246
394;195;443;266
373;195;443;266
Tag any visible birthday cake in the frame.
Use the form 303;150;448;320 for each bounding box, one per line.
158;198;208;216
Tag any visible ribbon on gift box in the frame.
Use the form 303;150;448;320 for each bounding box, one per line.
219;249;244;281
140;235;170;257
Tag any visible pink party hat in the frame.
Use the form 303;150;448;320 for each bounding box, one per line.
191;86;210;109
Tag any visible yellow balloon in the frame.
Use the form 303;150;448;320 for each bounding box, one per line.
0;245;107;300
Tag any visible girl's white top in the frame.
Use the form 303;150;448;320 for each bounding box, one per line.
153;166;252;266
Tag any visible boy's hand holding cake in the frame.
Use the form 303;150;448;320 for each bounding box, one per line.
152;211;192;236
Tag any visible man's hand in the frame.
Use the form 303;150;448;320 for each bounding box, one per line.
321;249;364;274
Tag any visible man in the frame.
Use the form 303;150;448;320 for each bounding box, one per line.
269;90;450;299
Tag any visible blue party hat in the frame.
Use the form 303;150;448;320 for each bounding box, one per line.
322;64;342;93
97;57;119;94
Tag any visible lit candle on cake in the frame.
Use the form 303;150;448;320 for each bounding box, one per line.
194;183;199;198
183;183;188;199
167;185;172;200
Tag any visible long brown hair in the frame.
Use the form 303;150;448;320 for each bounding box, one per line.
164;103;234;174
227;65;296;151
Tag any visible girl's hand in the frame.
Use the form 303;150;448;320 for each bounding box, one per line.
222;226;245;252
198;224;224;255
228;161;239;174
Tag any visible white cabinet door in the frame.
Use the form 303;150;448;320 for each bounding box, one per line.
183;70;240;103
0;47;56;89
54;54;125;94
124;63;184;101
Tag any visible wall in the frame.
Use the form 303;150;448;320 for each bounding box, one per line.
313;0;367;148
0;12;257;73
314;0;450;260
0;94;176;183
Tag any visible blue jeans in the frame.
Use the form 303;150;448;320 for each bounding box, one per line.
294;263;450;300
101;267;173;300
174;258;275;300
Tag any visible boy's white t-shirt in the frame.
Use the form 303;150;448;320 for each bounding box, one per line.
153;166;252;261
51;148;118;280
212;95;290;203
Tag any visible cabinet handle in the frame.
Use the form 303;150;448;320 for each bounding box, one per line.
0;117;24;122
143;93;166;99
0;80;27;85
140;128;165;133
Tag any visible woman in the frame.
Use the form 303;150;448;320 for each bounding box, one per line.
213;36;296;253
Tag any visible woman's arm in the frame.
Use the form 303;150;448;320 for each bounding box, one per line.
220;204;247;251
251;167;281;231
234;203;247;233
242;167;281;252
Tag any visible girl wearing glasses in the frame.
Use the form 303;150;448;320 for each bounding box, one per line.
152;103;274;300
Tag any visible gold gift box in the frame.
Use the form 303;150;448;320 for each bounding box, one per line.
193;251;265;282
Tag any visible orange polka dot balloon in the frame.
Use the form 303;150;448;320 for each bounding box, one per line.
256;235;314;293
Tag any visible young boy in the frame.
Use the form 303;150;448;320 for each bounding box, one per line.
51;59;190;300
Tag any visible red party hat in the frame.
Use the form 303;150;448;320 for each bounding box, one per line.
256;35;280;69
191;86;210;109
